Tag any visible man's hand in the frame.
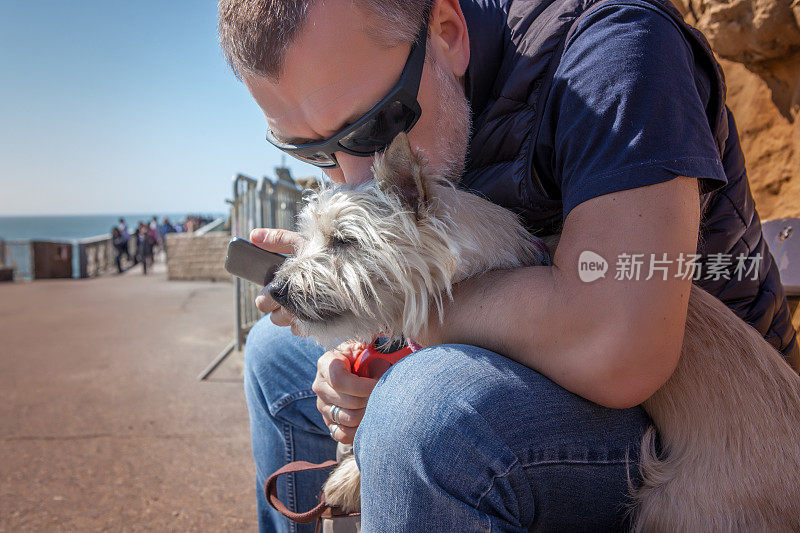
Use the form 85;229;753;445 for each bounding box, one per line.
249;229;379;443
249;228;303;330
313;341;379;444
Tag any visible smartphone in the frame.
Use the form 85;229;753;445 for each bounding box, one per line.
224;237;287;286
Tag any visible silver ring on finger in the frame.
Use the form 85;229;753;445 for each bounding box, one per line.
329;423;339;439
330;405;342;424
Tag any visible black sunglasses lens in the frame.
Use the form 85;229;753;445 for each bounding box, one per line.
298;151;336;166
287;148;337;167
338;100;418;154
266;131;336;167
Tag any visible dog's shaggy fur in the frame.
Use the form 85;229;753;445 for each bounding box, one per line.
274;136;548;348
273;135;800;530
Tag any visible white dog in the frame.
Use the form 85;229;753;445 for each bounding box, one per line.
271;134;800;531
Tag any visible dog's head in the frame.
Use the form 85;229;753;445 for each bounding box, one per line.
267;134;454;346
269;134;548;347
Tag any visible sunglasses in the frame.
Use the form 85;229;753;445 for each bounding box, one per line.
265;22;428;168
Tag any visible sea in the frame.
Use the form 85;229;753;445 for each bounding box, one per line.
0;213;224;241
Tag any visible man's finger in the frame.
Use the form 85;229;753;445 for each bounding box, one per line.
327;405;365;428
312;380;368;410
327;359;378;397
255;287;297;327
316;351;351;382
328;423;356;444
250;228;302;254
269;307;295;327
255;292;279;314
334;341;369;362
317;397;366;428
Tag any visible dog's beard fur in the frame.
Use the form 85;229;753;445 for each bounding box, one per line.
275;179;457;347
273;134;547;349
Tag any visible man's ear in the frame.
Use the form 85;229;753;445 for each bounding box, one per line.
372;133;429;216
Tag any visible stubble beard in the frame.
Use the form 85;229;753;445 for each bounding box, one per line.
428;55;472;183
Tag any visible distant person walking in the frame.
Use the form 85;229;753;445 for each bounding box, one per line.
117;218;131;261
132;222;143;265
111;227;127;273
160;217;177;252
135;223;155;275
150;216;162;253
160;217;176;236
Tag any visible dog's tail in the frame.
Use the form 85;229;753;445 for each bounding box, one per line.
623;425;667;532
322;453;362;514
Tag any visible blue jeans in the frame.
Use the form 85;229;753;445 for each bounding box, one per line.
244;317;654;532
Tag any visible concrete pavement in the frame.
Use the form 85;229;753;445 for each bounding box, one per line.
0;258;257;531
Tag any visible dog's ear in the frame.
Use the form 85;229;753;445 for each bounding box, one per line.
373;133;429;216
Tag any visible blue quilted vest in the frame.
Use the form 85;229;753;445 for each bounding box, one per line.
459;0;799;362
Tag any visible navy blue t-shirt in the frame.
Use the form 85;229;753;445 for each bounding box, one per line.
534;0;729;219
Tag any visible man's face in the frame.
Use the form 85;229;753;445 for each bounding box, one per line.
242;0;471;186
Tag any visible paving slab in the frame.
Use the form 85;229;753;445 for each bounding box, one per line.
0;257;255;531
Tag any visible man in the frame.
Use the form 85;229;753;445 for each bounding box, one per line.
218;0;799;530
117;218;131;262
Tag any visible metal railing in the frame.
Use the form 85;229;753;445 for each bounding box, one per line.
2;239;35;280
198;169;305;380
194;217;227;236
2;220;226;282
231;174;261;356
233;170;304;349
0;234;141;280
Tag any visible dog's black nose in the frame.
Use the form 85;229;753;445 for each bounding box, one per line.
268;278;290;306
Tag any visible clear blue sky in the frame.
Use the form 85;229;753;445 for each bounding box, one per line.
0;0;321;216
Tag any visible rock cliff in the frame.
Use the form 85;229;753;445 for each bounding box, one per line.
677;0;800;219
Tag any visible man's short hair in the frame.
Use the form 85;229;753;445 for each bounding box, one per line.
218;0;433;80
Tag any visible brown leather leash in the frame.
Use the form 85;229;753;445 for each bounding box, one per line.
265;459;361;528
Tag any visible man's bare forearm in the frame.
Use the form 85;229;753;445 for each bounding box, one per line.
430;178;700;408
436;264;638;406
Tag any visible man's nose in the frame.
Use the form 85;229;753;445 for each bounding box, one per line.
333;152;377;185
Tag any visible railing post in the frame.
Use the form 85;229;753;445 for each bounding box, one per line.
28;242;34;280
232;175;244;352
79;242;88;278
225;171;305;358
256;177;266;228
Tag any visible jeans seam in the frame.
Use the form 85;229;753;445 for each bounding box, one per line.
475;456;521;509
476;458;635;525
464;395;529;523
521;458;632;468
270;389;317;416
283;421;298;533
